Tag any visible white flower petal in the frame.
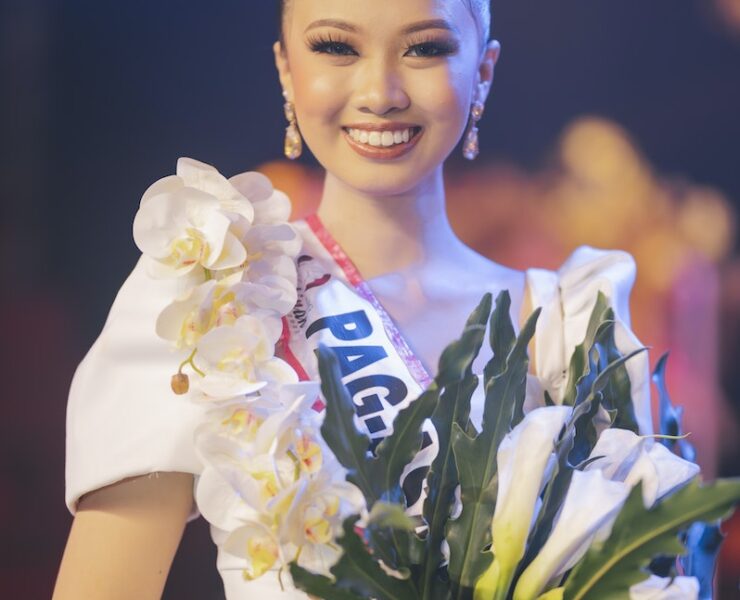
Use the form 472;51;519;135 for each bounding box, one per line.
209;231;247;271
629;574;699;600
515;470;630;600
229;171;275;204
492;406;572;565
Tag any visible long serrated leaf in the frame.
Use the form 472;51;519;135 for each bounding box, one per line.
421;294;492;597
317;345;382;503
484;291;516;384
291;517;419;600
563;479;740;600
562;292;611;407
446;307;540;595
593;316;639;433
289;565;365;600
375;384;439;504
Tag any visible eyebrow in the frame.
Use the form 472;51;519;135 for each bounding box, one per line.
304;18;459;36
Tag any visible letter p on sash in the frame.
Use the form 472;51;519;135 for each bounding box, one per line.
306;310;373;341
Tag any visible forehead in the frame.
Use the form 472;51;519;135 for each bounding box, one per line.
286;0;478;37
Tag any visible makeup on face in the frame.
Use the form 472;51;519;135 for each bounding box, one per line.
282;0;485;193
342;123;423;160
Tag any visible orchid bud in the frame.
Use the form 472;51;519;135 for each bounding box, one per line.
171;372;190;395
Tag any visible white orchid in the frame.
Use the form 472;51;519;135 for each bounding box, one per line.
155;272;296;349
585;428;700;508
629;574;699;600
133;158;256;279
193;314;297;400
476;406;572;600
195;382;363;580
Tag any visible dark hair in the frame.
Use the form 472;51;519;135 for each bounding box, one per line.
278;0;288;46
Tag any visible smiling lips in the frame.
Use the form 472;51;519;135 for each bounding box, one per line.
342;123;423;159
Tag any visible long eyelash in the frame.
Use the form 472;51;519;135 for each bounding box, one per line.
306;33;354;54
405;35;459;56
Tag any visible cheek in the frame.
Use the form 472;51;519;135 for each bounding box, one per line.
410;65;475;140
289;54;346;127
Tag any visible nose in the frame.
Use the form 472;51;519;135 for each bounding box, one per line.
352;57;410;116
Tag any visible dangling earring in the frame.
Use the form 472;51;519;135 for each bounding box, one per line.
463;101;485;160
283;91;302;160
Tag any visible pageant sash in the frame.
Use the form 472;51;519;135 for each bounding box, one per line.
280;215;436;514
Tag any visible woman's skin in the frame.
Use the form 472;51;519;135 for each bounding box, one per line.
54;1;529;597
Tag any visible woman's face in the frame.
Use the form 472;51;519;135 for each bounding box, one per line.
275;0;499;197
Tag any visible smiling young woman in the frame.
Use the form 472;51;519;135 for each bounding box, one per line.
53;1;652;598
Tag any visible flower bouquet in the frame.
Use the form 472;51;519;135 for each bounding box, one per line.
132;158;740;600
289;292;740;600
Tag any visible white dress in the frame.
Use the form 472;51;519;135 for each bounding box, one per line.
65;218;651;598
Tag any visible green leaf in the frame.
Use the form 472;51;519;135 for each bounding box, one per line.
421;294;492;597
484;290;516;384
562;292;611;407
563;479;740;600
289;566;365;600
446;303;540;596
653;352;696;462
291;517;419;600
368;501;418;531
317;345;382;503
374;384;440;505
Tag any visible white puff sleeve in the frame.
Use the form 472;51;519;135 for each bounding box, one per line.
526;246;653;434
65;257;207;516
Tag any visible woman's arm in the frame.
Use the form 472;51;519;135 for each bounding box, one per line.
53;472;194;600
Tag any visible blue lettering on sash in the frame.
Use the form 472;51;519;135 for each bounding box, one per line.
306;309;414;462
306;310;373;340
329;345;388;377
346;374;408;416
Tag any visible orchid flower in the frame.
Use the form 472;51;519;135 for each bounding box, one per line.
193;314;297;400
133;158;255;279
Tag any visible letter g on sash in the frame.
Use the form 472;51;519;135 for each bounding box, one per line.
346;375;408;417
306;310;373;341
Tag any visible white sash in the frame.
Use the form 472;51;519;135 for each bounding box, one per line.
279;215;437;514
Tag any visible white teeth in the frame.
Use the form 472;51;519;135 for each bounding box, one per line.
347;127;415;147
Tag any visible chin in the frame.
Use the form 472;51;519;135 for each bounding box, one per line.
320;147;448;198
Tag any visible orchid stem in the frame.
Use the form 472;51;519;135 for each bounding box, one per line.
178;348;205;377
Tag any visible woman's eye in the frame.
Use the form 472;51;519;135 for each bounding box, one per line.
405;42;457;58
310;40;358;56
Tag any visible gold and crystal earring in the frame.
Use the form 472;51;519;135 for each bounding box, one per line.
463;100;485;160
283;91;302;160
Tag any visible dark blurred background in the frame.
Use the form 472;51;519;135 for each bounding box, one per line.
2;1;739;598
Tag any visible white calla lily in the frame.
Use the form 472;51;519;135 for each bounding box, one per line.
586;428;700;507
514;469;630;600
629;574;699;600
475;406;572;600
